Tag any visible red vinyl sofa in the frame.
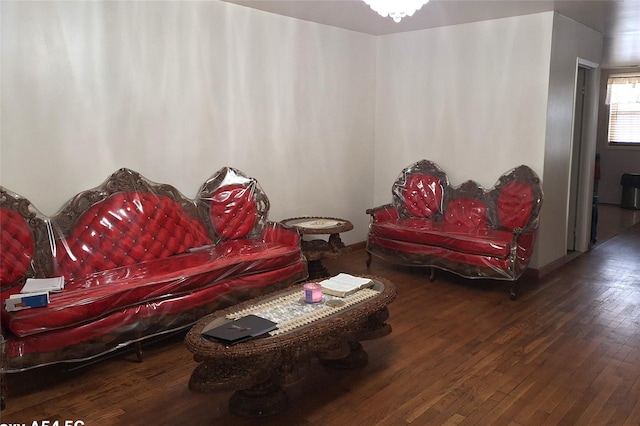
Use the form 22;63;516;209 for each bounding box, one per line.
366;159;543;300
0;167;307;406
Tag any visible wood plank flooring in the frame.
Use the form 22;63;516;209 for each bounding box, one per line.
594;203;640;246
1;221;639;425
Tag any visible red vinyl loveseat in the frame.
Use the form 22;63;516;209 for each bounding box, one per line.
0;167;307;406
366;159;543;300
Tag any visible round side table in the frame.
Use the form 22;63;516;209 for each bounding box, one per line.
281;217;353;279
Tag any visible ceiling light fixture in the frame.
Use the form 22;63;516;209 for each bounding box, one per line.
362;0;430;23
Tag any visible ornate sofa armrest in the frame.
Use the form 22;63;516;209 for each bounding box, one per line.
262;221;302;247
366;204;399;223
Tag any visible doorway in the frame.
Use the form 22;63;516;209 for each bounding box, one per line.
567;60;599;255
567;67;586;252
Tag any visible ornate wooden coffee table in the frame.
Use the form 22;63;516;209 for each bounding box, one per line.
281;216;354;279
184;275;395;417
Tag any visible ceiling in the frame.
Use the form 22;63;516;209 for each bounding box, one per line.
220;0;640;69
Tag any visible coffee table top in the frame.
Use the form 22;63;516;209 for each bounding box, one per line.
281;216;353;235
185;275;395;359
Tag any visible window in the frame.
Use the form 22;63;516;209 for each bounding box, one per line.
606;75;640;147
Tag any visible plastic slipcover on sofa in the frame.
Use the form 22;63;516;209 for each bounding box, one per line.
365;159;543;300
0;167;307;407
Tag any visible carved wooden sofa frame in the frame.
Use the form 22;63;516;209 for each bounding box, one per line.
0;167;307;408
365;159;543;300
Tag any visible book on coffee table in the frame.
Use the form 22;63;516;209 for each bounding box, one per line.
320;274;374;297
202;314;277;345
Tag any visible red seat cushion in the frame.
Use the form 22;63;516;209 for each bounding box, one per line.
3;240;302;337
3;262;306;363
0;208;34;289
368;235;512;272
370;219;513;258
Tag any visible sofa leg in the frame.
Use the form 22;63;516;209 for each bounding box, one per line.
1;372;5;410
366;252;372;268
135;342;144;362
509;282;518;301
429;267;436;282
1;335;6;410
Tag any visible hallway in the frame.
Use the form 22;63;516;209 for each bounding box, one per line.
593;203;640;246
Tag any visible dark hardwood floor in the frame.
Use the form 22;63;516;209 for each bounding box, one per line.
2;220;639;425
594;203;640;246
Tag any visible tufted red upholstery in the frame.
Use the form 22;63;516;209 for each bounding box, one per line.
444;198;488;228
497;181;533;230
209;184;257;240
0;208;35;288
402;174;443;218
367;160;543;284
0;168;307;375
53;192;212;280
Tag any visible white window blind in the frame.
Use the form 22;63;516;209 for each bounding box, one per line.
608;103;640;144
606;75;640;146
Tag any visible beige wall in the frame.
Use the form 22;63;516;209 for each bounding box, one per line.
0;1;377;245
1;2;605;272
373;13;553;197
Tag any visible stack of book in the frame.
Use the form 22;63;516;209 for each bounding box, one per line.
5;277;64;312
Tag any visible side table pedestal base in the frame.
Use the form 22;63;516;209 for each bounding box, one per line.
307;259;330;279
319;341;369;369
229;380;288;418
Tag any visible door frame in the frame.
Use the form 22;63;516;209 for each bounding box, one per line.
567;58;600;254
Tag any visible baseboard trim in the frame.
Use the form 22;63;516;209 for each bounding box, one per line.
349;241;366;251
534;255;569;278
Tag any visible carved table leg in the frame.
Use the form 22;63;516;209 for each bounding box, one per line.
328;233;347;251
302;239;331;279
228;379;288;417
307;259;330;280
319;341;368;369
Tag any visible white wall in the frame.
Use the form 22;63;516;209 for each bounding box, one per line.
374;14;552;203
536;13;603;269
374;13;553;268
1;2;607;273
0;1;376;245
